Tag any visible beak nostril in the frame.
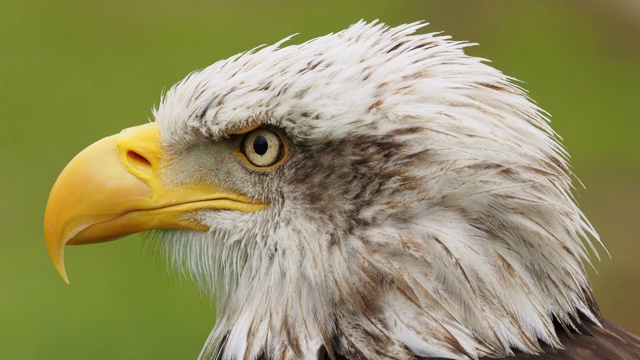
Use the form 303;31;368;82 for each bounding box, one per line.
126;150;152;172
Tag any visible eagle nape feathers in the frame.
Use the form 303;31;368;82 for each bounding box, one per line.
44;21;640;359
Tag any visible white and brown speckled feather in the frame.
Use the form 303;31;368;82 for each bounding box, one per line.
151;21;637;359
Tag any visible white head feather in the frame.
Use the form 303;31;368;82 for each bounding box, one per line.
153;21;600;360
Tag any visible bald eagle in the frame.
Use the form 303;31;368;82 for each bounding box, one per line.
45;21;640;359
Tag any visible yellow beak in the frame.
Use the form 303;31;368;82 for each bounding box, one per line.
44;123;266;283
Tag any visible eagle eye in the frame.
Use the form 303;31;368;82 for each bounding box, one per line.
240;128;285;168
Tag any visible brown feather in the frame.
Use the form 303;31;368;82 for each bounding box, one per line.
495;319;640;360
422;319;640;360
320;318;640;359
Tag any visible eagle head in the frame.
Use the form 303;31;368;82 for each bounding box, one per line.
45;21;602;359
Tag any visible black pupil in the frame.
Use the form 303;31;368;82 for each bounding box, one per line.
253;135;269;156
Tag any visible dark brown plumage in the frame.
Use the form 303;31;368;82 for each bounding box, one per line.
318;318;640;360
483;319;640;359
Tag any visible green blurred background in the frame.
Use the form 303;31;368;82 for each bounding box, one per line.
1;0;638;358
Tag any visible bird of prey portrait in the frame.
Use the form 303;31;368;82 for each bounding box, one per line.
44;21;640;359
